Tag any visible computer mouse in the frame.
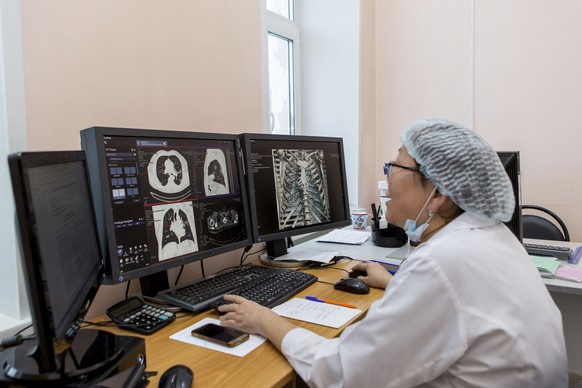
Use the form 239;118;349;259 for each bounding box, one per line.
334;278;370;294
348;269;367;278
158;364;194;388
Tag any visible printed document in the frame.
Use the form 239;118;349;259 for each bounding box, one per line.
315;229;369;245
272;298;362;329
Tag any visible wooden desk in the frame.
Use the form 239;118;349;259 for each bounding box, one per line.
94;259;382;387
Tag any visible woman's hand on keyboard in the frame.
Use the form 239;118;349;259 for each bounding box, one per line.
218;294;296;351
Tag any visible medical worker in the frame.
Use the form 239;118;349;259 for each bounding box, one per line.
219;118;568;387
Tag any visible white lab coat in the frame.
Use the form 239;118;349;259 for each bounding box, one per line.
281;213;568;388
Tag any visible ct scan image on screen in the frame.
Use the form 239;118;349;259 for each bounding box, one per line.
204;149;230;195
82;131;250;281
272;148;331;230
153;201;198;261
145;148;192;202
204;148;229;196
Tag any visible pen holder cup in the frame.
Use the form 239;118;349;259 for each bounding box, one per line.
371;219;407;248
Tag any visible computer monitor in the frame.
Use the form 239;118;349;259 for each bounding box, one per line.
7;151;104;378
240;133;351;258
497;151;522;241
81;127;252;295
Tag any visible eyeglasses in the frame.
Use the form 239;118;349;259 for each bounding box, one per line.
385;161;421;177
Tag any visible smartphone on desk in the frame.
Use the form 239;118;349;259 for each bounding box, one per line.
191;323;249;347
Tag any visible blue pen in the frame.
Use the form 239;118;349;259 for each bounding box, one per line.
306;296;358;309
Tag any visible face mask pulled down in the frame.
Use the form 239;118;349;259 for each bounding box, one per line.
403;186;438;243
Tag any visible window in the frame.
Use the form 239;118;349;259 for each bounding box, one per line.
265;0;300;135
267;0;293;19
0;1;31;337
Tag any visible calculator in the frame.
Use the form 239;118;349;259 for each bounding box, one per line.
106;296;176;334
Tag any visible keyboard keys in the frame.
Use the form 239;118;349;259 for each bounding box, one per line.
157;265;317;313
210;270;317;310
523;242;572;260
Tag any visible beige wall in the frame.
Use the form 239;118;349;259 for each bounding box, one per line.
363;0;582;242
20;1;263;150
18;0;264;316
15;0;582;319
361;0;582;372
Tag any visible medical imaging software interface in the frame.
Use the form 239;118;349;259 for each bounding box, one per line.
103;135;246;277
249;138;348;238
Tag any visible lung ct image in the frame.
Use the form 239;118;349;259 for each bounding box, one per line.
204;148;229;196
207;208;240;233
272;149;331;230
152;202;199;261
147;149;192;201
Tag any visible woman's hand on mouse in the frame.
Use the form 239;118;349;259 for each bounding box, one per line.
352;261;392;289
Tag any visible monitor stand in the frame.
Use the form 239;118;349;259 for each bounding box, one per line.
259;253;307;268
139;271;170;297
260;238;308;268
0;329;144;386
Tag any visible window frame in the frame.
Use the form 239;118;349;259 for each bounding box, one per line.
0;0;32;338
263;1;301;135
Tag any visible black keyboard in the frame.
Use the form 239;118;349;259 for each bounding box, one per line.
523;242;572;260
157;265;317;313
210;269;318;310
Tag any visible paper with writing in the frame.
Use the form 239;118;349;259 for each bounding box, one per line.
272;298;362;329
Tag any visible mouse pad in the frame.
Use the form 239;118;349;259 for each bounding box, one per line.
170;318;266;357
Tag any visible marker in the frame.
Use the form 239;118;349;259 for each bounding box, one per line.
306;296;358;309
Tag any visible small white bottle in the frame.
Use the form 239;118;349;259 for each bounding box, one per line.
378;180;389;229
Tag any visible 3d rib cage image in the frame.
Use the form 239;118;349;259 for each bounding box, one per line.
272;149;331;230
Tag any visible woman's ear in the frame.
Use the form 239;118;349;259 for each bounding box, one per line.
429;190;450;214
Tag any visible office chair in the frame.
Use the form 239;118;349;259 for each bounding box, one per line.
570;371;582;388
521;205;570;242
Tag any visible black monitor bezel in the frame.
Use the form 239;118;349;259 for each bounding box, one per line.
81;126;254;285
8;151;104;372
497;151;522;242
240;133;351;245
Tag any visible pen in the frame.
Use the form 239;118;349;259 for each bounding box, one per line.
371;203;378;220
306;296;358;309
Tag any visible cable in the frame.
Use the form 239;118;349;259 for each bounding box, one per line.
175;265;184;285
81;312;191;330
14;324;33;336
0;335;24;351
241;246;266;265
200;259;206;278
125;280;131;299
0;334;36;351
316;266;350;275
316;279;337;286
239;245;253;265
